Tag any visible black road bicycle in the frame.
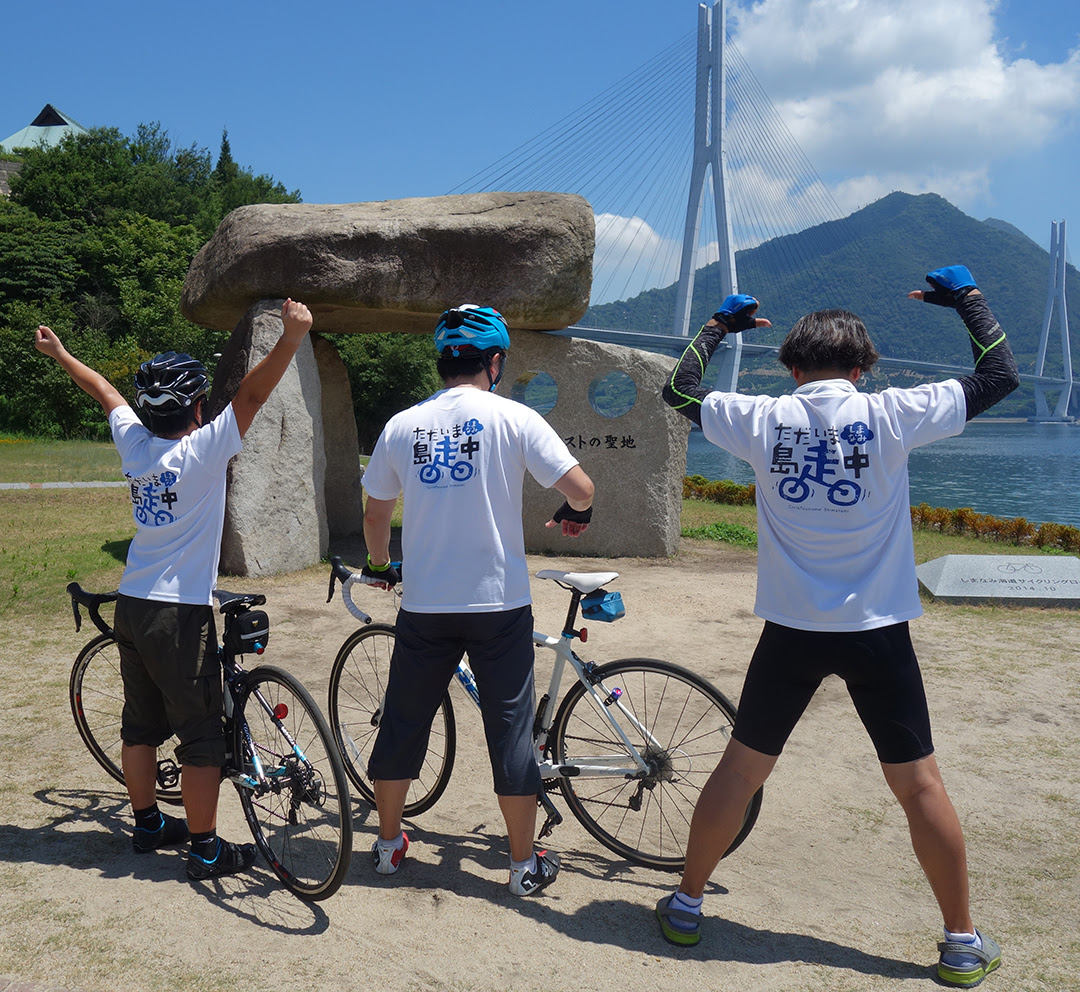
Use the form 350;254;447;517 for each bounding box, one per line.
66;582;352;901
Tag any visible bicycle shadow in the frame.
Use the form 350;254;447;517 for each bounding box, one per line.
5;788;332;935
341;818;929;983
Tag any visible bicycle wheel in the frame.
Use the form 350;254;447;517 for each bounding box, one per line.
327;624;456;817
233;665;352;901
550;658;762;872
69;633;183;805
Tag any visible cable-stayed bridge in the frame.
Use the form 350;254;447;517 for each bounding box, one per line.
451;0;1075;420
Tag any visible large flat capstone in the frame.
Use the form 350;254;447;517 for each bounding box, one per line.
916;554;1080;607
180;192;594;334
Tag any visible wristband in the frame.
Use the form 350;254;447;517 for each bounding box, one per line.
366;554;390;572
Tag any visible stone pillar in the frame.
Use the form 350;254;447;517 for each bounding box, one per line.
209;299;328;576
313;334;364;538
497;333;689;558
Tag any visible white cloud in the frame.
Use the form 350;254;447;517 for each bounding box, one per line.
830;168;992;214
729;0;1080;197
591;212;681;302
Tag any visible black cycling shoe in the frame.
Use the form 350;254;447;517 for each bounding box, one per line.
132;812;189;854
185;838;258;881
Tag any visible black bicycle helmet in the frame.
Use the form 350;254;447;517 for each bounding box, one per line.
134;352;209;414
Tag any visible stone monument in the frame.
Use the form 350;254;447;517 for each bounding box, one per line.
184;191;690;575
916;554;1080;608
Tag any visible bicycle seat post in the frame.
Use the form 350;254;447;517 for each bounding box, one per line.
561;588;583;639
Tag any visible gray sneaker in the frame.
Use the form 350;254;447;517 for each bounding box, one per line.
937;929;1002;988
509;849;560;896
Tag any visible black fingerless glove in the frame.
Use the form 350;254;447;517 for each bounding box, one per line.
552;501;593;525
360;555;401;587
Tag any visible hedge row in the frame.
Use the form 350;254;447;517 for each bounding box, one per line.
909;503;1080;552
683;475;1080;553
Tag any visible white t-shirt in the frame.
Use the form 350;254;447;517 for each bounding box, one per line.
110;404;243;605
700;377;966;631
362;386;579;613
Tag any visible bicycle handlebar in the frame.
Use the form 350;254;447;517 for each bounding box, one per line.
66;582;117;638
326;556;375;625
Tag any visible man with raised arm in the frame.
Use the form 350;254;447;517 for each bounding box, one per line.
655;267;1017;988
35;299;313;883
360;304;594;897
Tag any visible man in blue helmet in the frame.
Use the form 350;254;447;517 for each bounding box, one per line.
652;268;1016;988
34;299;313;885
360;303;595;896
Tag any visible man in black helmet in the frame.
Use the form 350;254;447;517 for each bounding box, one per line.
34;299;312;884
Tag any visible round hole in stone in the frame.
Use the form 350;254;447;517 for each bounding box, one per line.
588;370;637;418
511;370;558;415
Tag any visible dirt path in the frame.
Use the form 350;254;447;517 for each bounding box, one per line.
2;540;1077;992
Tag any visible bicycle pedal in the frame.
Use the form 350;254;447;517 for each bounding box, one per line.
537;791;563;838
156;758;180;789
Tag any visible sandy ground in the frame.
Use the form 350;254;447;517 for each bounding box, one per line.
2;539;1078;992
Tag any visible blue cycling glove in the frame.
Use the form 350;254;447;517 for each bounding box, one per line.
712;294;760;333
923;265;978;307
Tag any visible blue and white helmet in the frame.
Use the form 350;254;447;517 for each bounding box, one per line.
433;305;510;357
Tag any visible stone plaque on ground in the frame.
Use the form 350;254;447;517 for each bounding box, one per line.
916;554;1080;607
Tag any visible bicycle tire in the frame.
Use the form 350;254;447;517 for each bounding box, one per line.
327;624;456;817
550;657;762;872
69;633;183;805
233;665;352;901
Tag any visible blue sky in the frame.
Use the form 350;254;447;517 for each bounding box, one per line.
5;0;1080;270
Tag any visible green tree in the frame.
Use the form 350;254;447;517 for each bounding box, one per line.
0;202;84;316
328;333;442;452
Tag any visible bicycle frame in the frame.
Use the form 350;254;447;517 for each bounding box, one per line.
451;602;656;781
326;563;662;782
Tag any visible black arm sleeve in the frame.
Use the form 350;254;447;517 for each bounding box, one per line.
953;294;1020;420
660;325;728;427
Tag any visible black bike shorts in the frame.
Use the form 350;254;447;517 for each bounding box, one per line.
732;620;934;764
367;606;542;796
113;595;225;767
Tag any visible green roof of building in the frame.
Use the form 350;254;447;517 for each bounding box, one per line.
1;104;87;153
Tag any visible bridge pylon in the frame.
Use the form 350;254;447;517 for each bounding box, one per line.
1031;220;1074;422
671;0;742;391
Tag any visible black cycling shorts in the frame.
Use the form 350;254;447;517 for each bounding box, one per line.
367;606;541;796
732;620;934;764
113;594;225;768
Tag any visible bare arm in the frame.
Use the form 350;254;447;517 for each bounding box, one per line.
34;326;128;417
232;299;314;437
552;465;594;508
362;495;398;569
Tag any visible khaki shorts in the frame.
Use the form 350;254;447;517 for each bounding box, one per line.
113;594;225;767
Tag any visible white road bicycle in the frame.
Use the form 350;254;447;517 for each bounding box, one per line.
325;556;762;872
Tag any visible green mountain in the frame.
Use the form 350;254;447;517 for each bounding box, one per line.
581;192;1078;416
